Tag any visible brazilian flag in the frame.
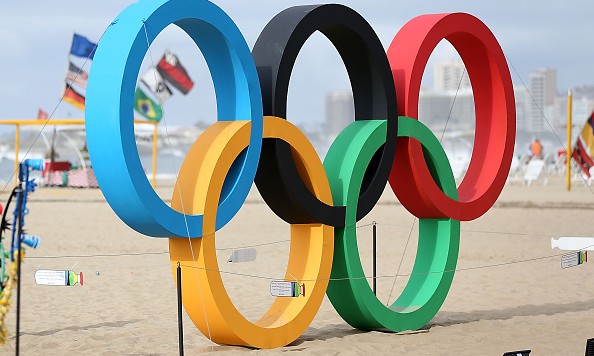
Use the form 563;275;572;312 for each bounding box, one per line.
134;87;163;122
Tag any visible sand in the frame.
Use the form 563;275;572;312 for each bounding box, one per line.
1;175;594;355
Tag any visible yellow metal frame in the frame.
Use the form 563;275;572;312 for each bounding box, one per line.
566;90;573;191
0;119;159;188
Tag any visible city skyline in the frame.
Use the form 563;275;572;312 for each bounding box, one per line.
0;1;593;132
324;60;594;162
376;60;593;132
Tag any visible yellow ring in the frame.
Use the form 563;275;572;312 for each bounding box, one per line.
169;116;334;348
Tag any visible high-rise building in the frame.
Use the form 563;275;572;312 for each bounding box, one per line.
433;60;471;92
513;85;530;132
325;91;354;139
527;68;557;133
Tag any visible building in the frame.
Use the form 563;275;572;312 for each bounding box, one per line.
514;85;530;132
573;85;594;101
325;91;354;139
527;68;557;133
433;60;471;92
552;86;594;139
572;86;594;125
418;88;475;130
413;60;475;132
573;86;594;121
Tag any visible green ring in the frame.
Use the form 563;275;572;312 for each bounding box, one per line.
324;116;460;331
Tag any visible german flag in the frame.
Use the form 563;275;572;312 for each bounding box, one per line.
63;83;85;110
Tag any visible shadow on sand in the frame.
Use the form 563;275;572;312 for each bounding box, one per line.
19;318;143;337
430;299;594;327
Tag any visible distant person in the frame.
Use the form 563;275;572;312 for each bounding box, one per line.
530;139;543;159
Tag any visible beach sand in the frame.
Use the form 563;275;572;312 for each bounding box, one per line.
2;175;594;355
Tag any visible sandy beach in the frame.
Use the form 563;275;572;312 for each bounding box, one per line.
1;175;594;355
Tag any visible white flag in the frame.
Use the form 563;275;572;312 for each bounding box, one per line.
140;69;173;103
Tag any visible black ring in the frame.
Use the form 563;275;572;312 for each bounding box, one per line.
253;4;398;226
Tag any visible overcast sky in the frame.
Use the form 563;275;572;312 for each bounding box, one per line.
0;0;592;130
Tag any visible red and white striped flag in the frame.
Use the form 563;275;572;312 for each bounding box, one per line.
37;108;49;121
66;61;89;89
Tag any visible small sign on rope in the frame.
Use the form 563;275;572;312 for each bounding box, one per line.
270;280;305;297
227;248;257;263
35;269;83;286
561;251;588;269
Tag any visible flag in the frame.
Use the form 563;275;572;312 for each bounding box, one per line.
70;33;97;59
572;112;594;177
66;61;89;89
572;139;594;176
156;50;194;94
37;108;49;121
579;112;594;153
63;83;85;110
140;69;172;102
134;87;163;122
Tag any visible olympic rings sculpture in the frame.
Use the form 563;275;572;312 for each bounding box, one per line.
85;0;515;349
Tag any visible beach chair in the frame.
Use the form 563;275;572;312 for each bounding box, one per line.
523;158;546;186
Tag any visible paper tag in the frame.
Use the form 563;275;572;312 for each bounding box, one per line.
35;270;68;286
561;251;587;269
227;248;257;263
35;270;83;286
270;281;305;297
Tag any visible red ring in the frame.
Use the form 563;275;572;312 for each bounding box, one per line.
387;13;515;221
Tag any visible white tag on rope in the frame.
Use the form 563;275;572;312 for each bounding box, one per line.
270;280;305;297
227;248;257;263
561;251;588;269
35;269;83;286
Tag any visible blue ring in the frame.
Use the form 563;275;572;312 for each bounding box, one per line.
85;0;263;237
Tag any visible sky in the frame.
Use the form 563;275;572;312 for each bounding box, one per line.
0;0;593;131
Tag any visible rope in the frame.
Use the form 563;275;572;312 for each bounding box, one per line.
439;68;467;142
27;246;580;284
386;218;415;306
0;22;115;196
142;21;215;350
506;56;594;194
2;28;594;346
386;67;466;306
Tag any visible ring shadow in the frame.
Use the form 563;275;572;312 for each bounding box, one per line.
429;299;594;327
292;298;594;346
147;299;594;352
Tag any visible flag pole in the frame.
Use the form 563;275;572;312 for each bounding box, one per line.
13;124;19;187
62;32;74;103
566;89;573;191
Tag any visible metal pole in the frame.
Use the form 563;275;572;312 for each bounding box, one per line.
152;122;158;188
14;124;20;188
177;262;184;356
566;90;573;191
15;169;23;356
372;221;377;296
